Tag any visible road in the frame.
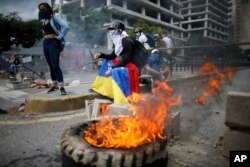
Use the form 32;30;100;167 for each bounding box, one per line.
0;69;249;167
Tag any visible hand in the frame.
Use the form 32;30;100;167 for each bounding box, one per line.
104;69;112;77
94;52;101;59
60;51;64;60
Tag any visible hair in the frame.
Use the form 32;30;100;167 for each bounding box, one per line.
38;2;53;15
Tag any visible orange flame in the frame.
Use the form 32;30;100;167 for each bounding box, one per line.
196;63;234;105
84;81;181;148
224;67;235;81
99;103;109;117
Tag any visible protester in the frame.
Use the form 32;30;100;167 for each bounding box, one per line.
153;33;166;48
162;32;176;77
91;20;140;105
134;27;152;50
11;54;21;75
38;2;69;95
145;49;170;80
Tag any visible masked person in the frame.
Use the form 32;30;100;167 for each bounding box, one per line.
134;27;152;50
91;20;140;105
145;49;170;80
38;2;69;95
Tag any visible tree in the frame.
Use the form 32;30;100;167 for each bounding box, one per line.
128;19;162;39
0;12;43;53
66;6;111;45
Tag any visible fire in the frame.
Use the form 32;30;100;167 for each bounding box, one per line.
224;67;235;81
196;63;234;105
84;81;181;148
99;103;109;117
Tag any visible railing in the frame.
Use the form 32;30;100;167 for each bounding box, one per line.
157;42;250;74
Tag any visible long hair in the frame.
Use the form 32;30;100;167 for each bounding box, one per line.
38;2;53;16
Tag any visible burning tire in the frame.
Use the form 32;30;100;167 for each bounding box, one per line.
61;121;168;167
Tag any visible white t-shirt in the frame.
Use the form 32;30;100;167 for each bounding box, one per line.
138;33;151;50
163;36;174;54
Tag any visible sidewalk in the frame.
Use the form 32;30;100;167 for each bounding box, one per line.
0;70;198;114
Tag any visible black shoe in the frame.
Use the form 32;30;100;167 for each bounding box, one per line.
60;87;67;95
47;85;59;93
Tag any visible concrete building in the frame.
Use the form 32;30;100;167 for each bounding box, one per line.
235;0;250;49
180;0;233;43
54;0;186;49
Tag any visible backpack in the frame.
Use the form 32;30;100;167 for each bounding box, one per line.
145;33;155;48
132;39;149;69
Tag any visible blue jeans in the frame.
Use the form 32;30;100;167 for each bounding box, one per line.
43;39;64;85
12;65;19;74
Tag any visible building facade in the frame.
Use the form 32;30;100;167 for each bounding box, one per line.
235;0;250;49
180;0;233;43
54;0;186;49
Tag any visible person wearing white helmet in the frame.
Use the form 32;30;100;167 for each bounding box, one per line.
134;27;152;50
145;49;170;80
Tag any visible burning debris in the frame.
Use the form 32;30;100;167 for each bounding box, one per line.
196;63;235;105
30;79;52;89
84;81;181;149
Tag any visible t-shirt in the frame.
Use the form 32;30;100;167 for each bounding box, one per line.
163;36;174;54
138;33;151;50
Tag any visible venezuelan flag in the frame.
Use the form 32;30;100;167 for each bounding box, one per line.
91;59;139;105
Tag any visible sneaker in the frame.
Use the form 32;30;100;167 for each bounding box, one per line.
60;87;67;95
47;85;59;93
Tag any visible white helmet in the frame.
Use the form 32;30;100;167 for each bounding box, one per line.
151;49;159;54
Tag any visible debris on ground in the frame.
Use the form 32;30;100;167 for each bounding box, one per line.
30;79;53;89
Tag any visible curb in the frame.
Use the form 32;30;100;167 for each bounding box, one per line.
25;92;103;113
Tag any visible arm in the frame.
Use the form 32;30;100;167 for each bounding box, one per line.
98;51;117;60
53;16;69;40
145;65;161;75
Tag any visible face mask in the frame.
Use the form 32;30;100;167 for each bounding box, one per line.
38;10;51;20
108;30;120;37
108;30;120;43
108;30;123;56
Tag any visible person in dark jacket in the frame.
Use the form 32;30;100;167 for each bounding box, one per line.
92;20;140;104
38;2;69;95
11;54;21;75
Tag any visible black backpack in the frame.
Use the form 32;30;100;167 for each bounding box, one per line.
145;33;155;48
132;39;149;69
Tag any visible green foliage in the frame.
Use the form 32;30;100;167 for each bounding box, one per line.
0;12;43;53
66;6;111;44
128;19;162;39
